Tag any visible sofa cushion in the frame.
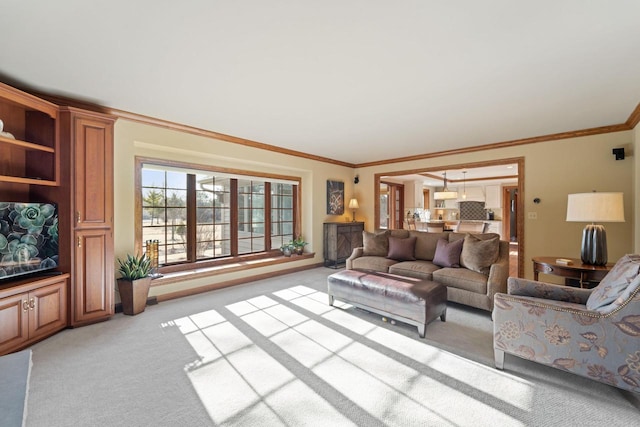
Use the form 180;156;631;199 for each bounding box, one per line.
460;233;499;275
389;260;441;281
432;238;464;268
410;230;447;261
351;256;398;272
362;230;389;256
586;254;640;311
433;267;488;294
388;229;410;239
387;236;416;261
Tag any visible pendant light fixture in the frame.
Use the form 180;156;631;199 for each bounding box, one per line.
462;171;467;200
434;171;458;200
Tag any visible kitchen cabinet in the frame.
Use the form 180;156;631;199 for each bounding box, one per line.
486;221;503;239
459;186;485;202
485;185;502;208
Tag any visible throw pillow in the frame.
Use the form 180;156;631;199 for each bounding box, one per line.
460;233;500;275
387;236;416;261
362;230;389;257
432;238;464;268
586;254;640;311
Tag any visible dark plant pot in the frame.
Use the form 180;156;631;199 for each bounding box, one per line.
117;277;152;315
294;246;304;255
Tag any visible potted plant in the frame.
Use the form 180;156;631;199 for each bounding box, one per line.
292;236;308;255
116;253;152;315
280;242;294;257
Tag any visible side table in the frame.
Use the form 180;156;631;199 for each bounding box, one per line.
532;257;613;289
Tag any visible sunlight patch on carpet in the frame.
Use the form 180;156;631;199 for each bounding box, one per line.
235;288;526;426
172;308;354;426
169;286;534;426
282;286;535;415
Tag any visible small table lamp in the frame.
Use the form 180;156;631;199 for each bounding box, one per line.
348;198;359;222
566;192;624;265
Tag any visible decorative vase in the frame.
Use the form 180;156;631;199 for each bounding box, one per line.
282;247;292;257
117;277;152;315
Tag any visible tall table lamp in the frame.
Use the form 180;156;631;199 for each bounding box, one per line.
566;192;624;265
348;198;359;222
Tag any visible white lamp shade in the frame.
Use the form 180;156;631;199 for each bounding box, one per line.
566;192;625;223
348;198;359;209
434;191;458;200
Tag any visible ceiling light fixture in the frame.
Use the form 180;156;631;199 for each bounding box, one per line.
462;171;467;200
434;172;458;200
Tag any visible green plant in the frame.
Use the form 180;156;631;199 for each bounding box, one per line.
117;253;152;280
280;242;294;250
292;236;308;248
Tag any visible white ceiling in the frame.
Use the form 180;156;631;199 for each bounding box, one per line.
1;1;639;165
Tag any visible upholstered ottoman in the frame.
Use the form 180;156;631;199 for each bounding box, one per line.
327;269;447;337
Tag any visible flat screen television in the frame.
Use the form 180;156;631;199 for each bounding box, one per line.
0;202;59;281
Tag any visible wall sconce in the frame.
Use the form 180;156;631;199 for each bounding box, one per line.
348;198;359;222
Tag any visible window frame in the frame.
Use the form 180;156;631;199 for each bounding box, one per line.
135;156;301;274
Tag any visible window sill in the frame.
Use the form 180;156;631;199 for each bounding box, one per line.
149;252;316;287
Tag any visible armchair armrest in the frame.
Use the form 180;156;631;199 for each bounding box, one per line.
346;247;363;270
507;277;592;304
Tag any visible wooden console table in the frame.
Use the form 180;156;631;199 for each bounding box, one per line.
532;257;613;288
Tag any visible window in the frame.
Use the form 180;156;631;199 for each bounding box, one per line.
137;158;300;272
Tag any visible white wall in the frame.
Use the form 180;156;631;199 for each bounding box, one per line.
355;131;635;279
114;119;637;291
114;120;356;298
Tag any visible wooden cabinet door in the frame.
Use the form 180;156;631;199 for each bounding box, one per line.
73;116;113;228
29;280;68;340
73;229;114;324
0;293;29;354
336;225;361;260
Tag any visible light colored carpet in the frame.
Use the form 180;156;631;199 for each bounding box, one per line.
25;268;639;426
0;348;32;427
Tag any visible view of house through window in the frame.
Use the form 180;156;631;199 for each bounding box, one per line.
139;160;299;270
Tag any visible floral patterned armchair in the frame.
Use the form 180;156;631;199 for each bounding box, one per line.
493;254;640;393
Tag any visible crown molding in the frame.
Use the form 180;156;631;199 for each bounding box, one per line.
626;102;640;129
27;86;638;170
354;123;631;168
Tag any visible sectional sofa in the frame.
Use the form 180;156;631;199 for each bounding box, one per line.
346;229;510;311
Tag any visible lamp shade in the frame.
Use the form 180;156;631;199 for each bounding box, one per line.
434;191;458;200
348;198;359;209
434;171;458;200
566;192;625;223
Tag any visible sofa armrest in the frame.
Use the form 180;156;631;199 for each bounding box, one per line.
507;277;592;304
485;241;510;304
346;247;364;270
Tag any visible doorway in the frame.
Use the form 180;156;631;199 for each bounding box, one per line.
379;181;404;230
502;186;518;243
374;157;524;278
